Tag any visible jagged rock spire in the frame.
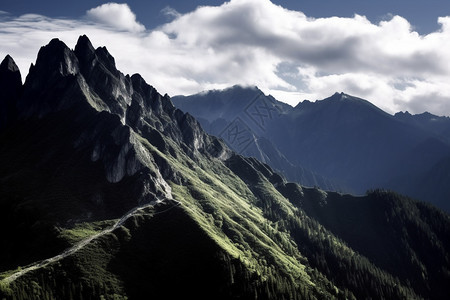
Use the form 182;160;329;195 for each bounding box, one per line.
0;55;22;128
16;38;86;118
74;35;96;75
0;55;21;74
34;38;80;76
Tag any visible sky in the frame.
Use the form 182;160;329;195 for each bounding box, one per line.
1;0;450;115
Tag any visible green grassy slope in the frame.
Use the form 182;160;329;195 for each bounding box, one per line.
0;110;152;273
1;104;442;300
0;110;330;299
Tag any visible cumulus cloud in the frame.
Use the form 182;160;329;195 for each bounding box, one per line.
86;3;145;32
0;0;449;115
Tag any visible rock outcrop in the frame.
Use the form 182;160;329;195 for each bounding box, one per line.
0;55;22;128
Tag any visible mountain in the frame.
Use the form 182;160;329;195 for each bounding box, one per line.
0;36;449;300
174;89;450;211
395;111;450;143
173;86;340;191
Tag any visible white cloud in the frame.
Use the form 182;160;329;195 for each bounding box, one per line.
161;6;181;20
86;3;145;32
0;0;449;115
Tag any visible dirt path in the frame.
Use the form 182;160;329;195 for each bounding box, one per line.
1;198;179;284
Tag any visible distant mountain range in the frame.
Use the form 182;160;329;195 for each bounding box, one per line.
0;36;449;299
173;87;450;211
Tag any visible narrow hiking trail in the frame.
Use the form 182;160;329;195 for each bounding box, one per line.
1;198;180;284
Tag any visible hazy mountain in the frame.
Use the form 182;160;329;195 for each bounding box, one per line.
173;86;340;191
0;36;449;300
395;111;450;143
174;89;450;211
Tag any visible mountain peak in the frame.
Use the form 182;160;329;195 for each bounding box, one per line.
0;55;22;90
74;35;96;64
95;46;117;73
47;38;66;49
17;38;85;118
329;92;355;101
194;84;260;97
76;35;94;50
0;55;21;74
227;84;260;91
321;92;389;114
395;111;412;117
33;37;80;77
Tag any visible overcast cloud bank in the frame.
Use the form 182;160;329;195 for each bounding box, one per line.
0;0;449;115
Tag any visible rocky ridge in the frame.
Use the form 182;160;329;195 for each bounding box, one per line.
3;35;231;205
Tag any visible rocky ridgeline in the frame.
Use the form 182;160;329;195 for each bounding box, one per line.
0;35;230;206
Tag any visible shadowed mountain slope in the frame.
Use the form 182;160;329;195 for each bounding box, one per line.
173;87;340;191
174;89;450;211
